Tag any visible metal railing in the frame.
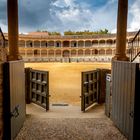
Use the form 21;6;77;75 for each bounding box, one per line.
128;29;140;62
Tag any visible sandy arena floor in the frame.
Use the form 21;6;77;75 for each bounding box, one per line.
25;62;111;105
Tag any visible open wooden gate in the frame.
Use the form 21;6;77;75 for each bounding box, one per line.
3;61;25;140
81;70;100;111
25;68;49;111
81;69;111;112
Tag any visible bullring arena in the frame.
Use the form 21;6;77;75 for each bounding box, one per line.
3;31;138;62
1;31;138;105
25;62;111;105
1;0;139;139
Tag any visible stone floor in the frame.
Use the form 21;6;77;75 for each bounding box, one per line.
15;103;127;140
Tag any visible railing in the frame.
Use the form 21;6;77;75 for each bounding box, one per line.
128;29;140;62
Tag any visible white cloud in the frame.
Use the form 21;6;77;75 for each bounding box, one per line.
0;23;7;33
0;0;118;33
51;0;94;31
51;0;117;32
128;0;140;32
53;0;76;8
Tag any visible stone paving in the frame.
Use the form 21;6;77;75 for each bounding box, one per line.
15;104;127;140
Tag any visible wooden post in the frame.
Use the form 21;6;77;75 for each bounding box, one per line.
113;0;129;61
7;0;21;61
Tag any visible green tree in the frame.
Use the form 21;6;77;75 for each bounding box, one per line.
48;32;61;36
64;29;109;35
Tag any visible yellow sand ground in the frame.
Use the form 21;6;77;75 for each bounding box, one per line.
25;62;111;105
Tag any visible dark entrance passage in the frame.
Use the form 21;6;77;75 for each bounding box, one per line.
62;50;70;62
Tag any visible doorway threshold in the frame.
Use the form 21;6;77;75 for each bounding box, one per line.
52;103;69;106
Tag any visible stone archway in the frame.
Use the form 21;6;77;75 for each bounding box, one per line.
63;50;70;57
62;50;70;62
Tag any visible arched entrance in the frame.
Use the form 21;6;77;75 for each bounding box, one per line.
63;50;70;57
63;50;70;62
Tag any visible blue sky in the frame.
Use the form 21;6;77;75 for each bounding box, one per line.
0;0;140;33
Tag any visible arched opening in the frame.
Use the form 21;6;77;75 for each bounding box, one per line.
99;40;105;46
27;50;33;57
106;39;113;45
48;41;54;47
95;49;98;54
41;50;47;57
78;49;83;57
63;50;70;57
34;49;40;57
63;41;70;47
92;40;98;46
85;40;92;47
48;50;54;57
19;50;25;56
55;50;61;57
19;40;25;47
71;41;77;47
26;40;33;47
55;41;61;47
99;49;105;55
78;41;84;47
71;50;77;57
34;41;40;48
106;49;112;55
41;41;48;47
85;49;91;56
92;49;98;55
